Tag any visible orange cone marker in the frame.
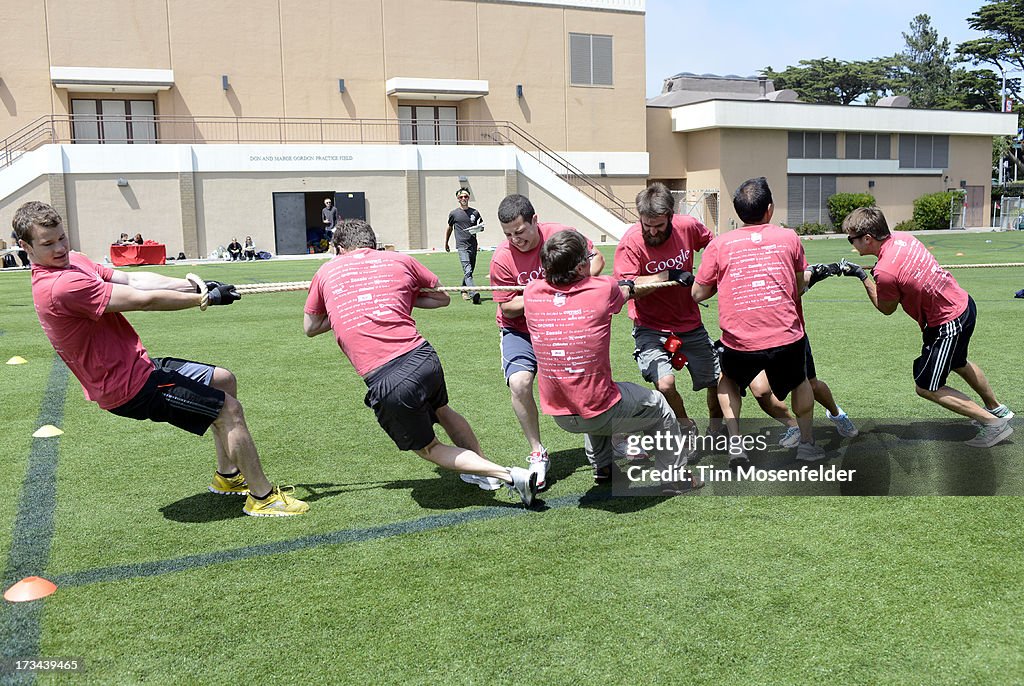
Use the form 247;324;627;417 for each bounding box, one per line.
6;356;27;365
32;425;64;438
4;576;57;602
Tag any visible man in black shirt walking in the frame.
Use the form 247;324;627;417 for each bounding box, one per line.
444;188;484;304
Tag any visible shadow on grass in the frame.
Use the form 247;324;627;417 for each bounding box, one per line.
384;472;523;510
160;492;248;523
159;481;390;523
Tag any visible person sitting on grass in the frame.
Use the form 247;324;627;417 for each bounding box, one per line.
303;218;538;507
227;237;243;261
13;200;308;518
841;206;1013;448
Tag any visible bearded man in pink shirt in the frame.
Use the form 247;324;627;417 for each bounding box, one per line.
692;177;823;465
304;219;538;506
523;230;700;493
841;207;1013;448
13;200;307;518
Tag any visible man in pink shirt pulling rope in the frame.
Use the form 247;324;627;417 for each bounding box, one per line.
841;207;1013;448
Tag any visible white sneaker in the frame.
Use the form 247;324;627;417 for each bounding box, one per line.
612;434;649;462
459;473;503;491
778;425;801;448
827;409;859;438
528;450;550;491
795;442;827;462
971;404;1015;427
965;420;1014;448
508;466;538;506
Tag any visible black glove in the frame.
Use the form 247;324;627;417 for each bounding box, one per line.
839;259;868;281
205;280;228;291
207;283;241;306
806;263;842;290
666;269;695;287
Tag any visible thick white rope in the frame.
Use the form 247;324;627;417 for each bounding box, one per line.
232;262;1023;296
233;279;685;295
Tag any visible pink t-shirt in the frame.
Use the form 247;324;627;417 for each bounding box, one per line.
695;224;808;352
873;231;968;329
31;252;153;410
524;275;624;418
305;248;438;377
613;214;713;332
489;222;591;333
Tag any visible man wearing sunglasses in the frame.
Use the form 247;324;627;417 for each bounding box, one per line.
841;207;1013;448
445;188;483;305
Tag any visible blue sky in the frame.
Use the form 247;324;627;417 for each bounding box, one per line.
645;0;988;97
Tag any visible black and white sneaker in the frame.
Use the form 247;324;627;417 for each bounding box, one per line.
508;466;538;506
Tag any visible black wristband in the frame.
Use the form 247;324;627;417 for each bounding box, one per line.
617;279;636;298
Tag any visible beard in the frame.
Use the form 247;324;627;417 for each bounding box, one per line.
642;222;673;247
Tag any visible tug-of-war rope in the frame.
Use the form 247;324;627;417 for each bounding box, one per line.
230;262;1024;296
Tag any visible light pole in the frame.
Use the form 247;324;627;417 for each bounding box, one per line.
999;67;1024;185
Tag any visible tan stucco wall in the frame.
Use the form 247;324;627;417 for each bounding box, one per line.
0;177;50;243
1;0;645;160
517;175;614;243
646;108;686;179
719;129;788;230
947;134;994;225
836;175;939;227
193;172;409;256
64;173;182;261
420;171;509;250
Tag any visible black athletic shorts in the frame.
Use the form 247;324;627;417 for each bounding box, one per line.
804;336;817;380
109;357;225;436
719;337;808;401
363;342;448;452
914;297;976;392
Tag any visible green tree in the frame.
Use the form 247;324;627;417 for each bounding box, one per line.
762;58;890;105
956;0;1024;175
895;14;953;108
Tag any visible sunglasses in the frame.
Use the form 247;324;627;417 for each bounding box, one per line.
847;233;867;244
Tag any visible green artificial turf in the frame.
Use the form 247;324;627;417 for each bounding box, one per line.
0;232;1022;684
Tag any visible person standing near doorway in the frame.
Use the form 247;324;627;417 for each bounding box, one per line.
445;188;483;305
322;197;340;239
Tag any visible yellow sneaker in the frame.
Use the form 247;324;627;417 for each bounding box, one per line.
208;471;249;495
243;486;309;518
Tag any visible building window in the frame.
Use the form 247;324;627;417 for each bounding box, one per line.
398;105;457;145
787;131;837;159
787;175;836;226
569;33;613;86
899;134;949;169
846;133;891;160
70;99;155;144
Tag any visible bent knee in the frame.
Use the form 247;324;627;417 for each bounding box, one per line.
211;367;238;396
655;376;678;395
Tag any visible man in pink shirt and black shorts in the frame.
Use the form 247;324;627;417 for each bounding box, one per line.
524;230;700;494
13;201;308;518
692;177;824;465
841;207;1013;448
488;194;605;491
304;219;538;506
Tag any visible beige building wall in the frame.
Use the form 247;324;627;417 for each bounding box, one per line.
720;129;788;229
1;0;644;159
518;175;616;243
646;108;686;180
0;177;50;241
64;174;182;260
193;171;410;256
420;171;509;250
836;175;938;227
0;1;56;132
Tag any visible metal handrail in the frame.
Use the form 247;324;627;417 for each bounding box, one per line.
0;114;636;223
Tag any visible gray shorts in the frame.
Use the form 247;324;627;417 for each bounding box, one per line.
500;328;537;381
633;324;720;391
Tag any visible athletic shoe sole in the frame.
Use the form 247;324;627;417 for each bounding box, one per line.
965;422;1014;448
